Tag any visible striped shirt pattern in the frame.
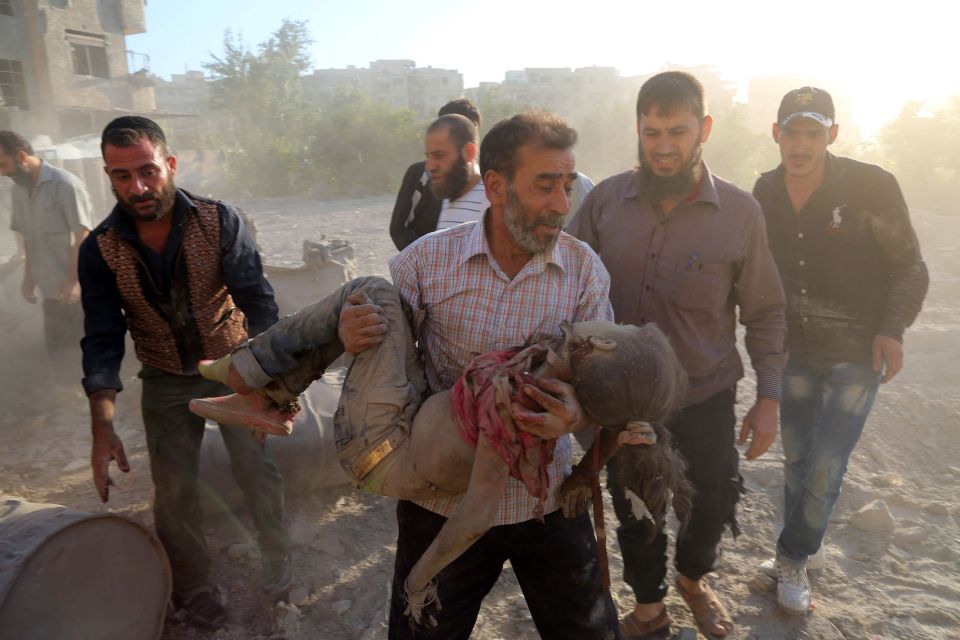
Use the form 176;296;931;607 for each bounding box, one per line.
389;214;613;525
436;180;488;230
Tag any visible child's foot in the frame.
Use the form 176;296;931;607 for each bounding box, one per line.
198;356;254;394
190;392;298;436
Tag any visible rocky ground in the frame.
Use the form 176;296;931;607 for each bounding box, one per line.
0;196;956;639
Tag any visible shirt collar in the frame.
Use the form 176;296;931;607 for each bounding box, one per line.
457;207;565;273
35;161;55;186
622;162;721;210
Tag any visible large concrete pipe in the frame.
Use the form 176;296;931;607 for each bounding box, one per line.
0;497;171;639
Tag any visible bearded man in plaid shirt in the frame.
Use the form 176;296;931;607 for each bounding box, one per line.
333;112;621;640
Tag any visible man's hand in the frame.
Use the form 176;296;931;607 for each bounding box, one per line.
337;291;387;354
91;426;130;502
873;335;903;383
737;397;779;460
20;275;37;304
58;278;81;304
559;467;593;518
512;378;589;439
89;390;129;502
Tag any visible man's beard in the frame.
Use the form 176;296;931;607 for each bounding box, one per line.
503;185;565;254
430;152;470;200
9;163;32;188
638;141;702;204
113;180;177;222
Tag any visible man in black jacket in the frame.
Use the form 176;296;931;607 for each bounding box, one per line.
753;87;928;615
388;99;480;250
80;116;290;630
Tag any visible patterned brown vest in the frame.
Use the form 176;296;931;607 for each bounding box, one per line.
96;199;248;374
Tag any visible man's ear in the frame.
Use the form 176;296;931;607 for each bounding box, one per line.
462;141;477;164
166;154;177;177
828;124;839;145
772;123;781;143
15;149;30;165
700;114;713;143
484;169;506;206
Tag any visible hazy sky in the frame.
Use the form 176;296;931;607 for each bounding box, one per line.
129;0;954;135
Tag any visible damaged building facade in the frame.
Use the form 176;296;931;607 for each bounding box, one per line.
0;0;155;139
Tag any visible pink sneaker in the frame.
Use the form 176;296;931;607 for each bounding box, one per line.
189;392;298;436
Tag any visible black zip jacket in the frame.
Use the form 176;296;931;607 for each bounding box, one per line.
753;154;928;364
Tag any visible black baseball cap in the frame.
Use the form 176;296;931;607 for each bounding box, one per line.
777;87;835;128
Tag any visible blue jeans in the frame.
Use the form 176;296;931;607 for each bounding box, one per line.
777;359;881;562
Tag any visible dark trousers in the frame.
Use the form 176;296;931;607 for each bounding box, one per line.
388;501;621;640
139;366;290;596
41;299;83;385
608;387;739;603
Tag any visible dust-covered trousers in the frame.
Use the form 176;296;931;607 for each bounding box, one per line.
139;366;289;597
777;359;880;563
231;276;428;484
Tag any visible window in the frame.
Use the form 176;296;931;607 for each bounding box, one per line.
0;0;13;17
66;29;109;78
0;59;29;110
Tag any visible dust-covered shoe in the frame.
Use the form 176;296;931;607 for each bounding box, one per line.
176;584;227;630
761;545;825;577
776;556;812;615
262;552;294;603
189;392;297;436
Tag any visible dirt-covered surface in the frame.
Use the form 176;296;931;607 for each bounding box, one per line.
0;196;956;639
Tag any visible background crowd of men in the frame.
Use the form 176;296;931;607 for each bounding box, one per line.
0;68;927;639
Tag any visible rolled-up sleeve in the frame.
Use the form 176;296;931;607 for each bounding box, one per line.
735;210;788;401
79;236;127;395
218;202;278;336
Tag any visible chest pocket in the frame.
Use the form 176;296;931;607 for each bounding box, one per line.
668;256;727;311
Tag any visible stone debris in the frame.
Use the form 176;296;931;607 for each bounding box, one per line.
894;526;929;547
333;599;353;616
851;499;896;533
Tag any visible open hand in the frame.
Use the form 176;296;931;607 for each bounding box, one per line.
512;378;588;439
873;335;903;383
91;428;130;502
737;398;779;460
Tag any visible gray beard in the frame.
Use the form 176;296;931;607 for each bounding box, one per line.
503;186;565;254
637;142;702;204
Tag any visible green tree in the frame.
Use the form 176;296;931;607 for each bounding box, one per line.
877;99;960;214
204;19;319;196
308;89;423;198
704;103;779;191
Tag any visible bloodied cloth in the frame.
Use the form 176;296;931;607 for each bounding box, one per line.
451;341;559;520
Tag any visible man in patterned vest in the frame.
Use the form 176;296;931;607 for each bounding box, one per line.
78;116;290;631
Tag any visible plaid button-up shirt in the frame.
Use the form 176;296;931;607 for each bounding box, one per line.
389;212;613;525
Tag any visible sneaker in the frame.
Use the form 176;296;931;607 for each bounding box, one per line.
760;545;825;577
177;585;227;630
189;392;297;436
776;557;812;615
